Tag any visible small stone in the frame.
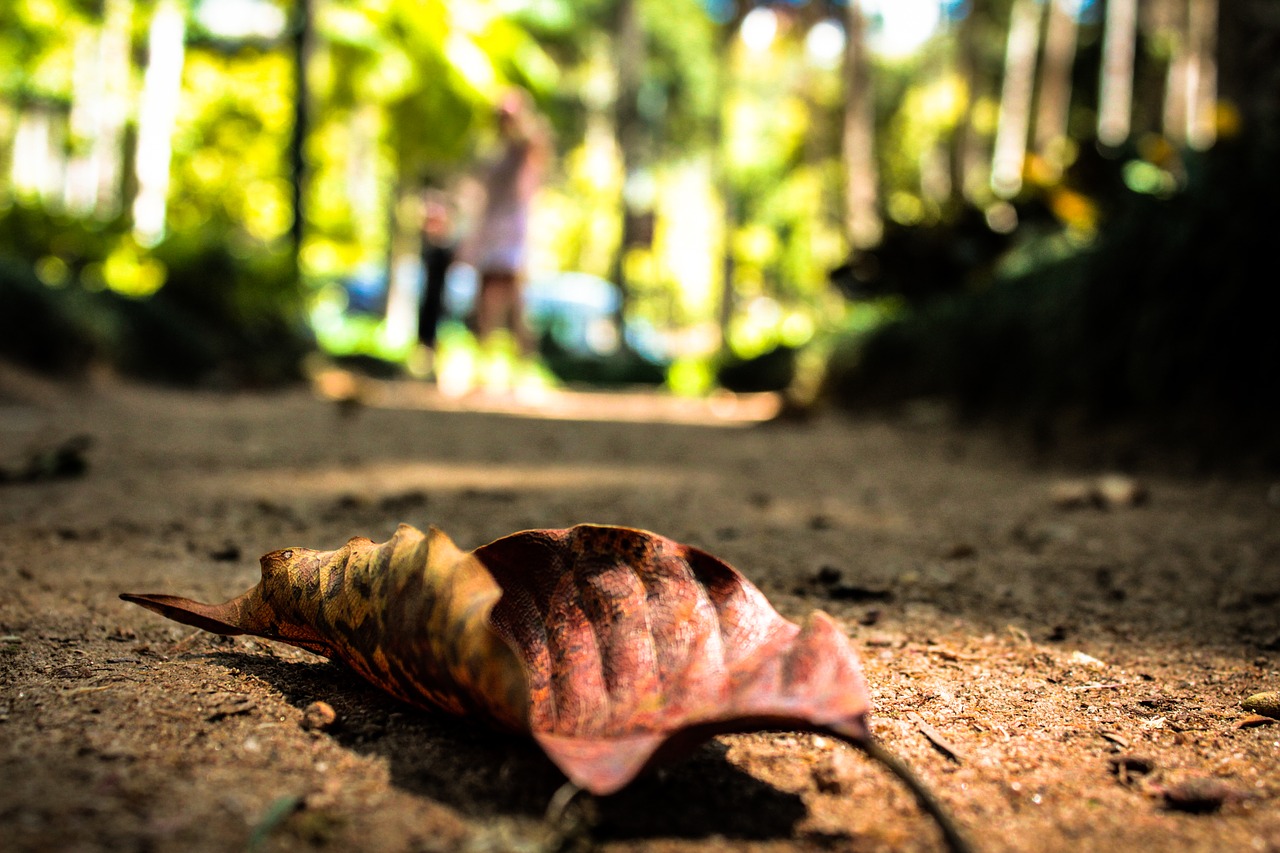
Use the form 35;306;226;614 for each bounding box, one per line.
1093;474;1148;509
1241;690;1280;720
302;701;338;732
812;749;857;794
815;566;843;586
208;541;241;562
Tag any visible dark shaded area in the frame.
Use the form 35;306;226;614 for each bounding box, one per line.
717;344;798;393
539;334;669;386
825;5;1280;471
826;134;1280;469
210;651;807;841
0;433;92;484
0;205;312;387
828;205;1016;306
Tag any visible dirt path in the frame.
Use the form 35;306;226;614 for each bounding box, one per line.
1;365;1277;853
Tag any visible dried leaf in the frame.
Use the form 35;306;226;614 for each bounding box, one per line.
477;525;876;794
123;523;969;851
123;525;528;731
205;691;255;721
909;712;966;764
1161;777;1241;814
1233;713;1276;729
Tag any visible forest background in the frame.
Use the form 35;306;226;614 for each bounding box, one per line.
0;0;1276;467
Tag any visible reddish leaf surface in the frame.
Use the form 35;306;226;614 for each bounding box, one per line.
478;525;871;794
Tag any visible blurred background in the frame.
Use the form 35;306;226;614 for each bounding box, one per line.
0;0;1276;459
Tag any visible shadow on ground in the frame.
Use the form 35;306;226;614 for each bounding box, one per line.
207;651;809;841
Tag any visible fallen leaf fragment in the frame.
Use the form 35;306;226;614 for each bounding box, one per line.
205;692;255;721
1107;754;1154;785
1098;730;1130;749
1160;777;1240;814
909;712;966;764
1069;650;1108;668
123;523;971;852
1234;713;1277;729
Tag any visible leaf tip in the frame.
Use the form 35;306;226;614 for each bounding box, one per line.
119;592;249;636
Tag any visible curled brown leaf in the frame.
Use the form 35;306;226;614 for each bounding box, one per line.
122;523;970;852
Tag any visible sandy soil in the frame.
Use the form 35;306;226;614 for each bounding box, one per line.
1;362;1277;853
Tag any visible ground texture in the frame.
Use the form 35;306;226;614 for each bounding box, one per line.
1;363;1277;853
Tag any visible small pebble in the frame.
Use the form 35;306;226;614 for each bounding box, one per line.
812;749;857;794
815;566;843;586
302;701;338;732
208;541;241;562
1241;690;1280;720
1093;474;1148;509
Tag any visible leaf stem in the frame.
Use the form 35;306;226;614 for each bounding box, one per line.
846;735;975;853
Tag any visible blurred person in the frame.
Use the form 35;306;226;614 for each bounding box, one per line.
413;187;457;379
458;88;550;364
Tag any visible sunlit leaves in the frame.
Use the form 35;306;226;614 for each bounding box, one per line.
724;90;809;184
362;44;418;102
165;49;296;243
99;239;166;297
1;0;93;98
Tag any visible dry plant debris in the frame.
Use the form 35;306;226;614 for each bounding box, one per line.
123;523;971;852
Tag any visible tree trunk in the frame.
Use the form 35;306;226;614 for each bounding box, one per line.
991;0;1044;197
1034;0;1080;175
290;0;314;281
66;0;133;218
1185;0;1218;150
610;0;644;325
842;0;880;249
132;0;187;245
1098;0;1139;146
947;10;982;208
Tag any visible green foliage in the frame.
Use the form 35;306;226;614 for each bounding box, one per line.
639;0;720;152
5;0;1268;413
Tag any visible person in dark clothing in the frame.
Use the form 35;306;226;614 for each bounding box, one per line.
415;190;456;377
